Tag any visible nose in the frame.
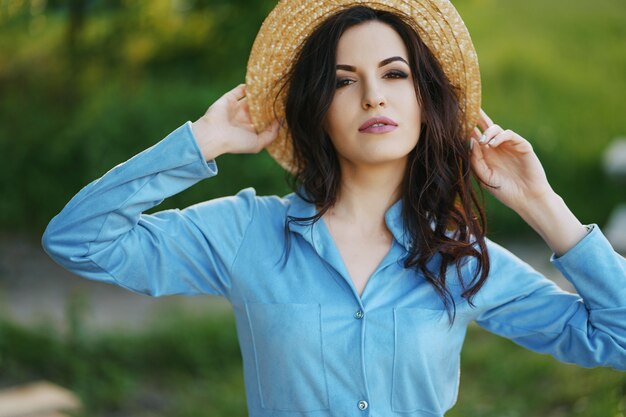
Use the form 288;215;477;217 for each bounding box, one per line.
362;79;386;110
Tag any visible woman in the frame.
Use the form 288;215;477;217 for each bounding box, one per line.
43;1;626;416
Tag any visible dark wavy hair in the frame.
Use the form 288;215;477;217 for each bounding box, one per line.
278;6;489;320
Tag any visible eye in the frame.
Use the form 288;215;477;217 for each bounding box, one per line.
384;70;409;79
335;78;354;88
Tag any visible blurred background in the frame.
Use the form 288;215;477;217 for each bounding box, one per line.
0;0;624;416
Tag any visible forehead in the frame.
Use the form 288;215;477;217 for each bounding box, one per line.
336;20;408;63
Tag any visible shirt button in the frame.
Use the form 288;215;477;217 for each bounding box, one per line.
354;310;364;319
358;400;369;410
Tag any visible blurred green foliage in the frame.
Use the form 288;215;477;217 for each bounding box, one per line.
0;311;246;415
456;0;626;236
0;0;288;233
0;311;624;416
0;0;625;235
1;2;624;416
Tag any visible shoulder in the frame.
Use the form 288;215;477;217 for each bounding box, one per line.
183;187;301;228
484;237;532;269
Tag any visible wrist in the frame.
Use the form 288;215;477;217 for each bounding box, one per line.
515;189;560;223
191;118;230;161
517;191;587;256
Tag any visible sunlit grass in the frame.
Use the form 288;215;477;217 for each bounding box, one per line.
455;0;626;233
450;323;626;417
1;313;623;417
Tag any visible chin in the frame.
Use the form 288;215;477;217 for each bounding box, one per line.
364;146;416;164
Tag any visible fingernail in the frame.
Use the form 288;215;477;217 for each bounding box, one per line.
479;134;486;143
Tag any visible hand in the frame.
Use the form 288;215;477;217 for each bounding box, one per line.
470;109;553;213
470;109;588;255
191;84;280;161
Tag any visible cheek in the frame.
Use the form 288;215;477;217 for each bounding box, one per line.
325;99;348;136
402;92;421;127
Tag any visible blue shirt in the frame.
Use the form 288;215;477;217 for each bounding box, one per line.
42;122;626;417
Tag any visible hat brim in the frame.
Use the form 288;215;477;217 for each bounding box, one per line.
246;0;481;173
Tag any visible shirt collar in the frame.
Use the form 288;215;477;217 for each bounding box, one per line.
285;189;411;252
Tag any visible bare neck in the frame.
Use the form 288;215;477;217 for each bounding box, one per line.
325;160;405;234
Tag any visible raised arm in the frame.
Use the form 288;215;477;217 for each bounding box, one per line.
42;84;279;299
469;109;626;370
470;109;587;256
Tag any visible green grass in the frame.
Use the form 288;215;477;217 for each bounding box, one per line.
1;313;624;417
456;0;626;233
0;313;246;416
451;323;626;417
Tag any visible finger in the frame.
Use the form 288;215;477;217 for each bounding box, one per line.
479;124;503;144
469;138;490;184
240;99;251;118
477;109;491;132
257;119;281;149
480;109;494;125
230;99;255;129
485;129;533;152
478;108;495;131
471;127;482;141
228;84;247;101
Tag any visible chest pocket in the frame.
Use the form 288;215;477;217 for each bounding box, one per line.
392;307;466;414
246;303;330;412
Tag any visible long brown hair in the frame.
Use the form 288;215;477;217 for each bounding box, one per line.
279;6;489;321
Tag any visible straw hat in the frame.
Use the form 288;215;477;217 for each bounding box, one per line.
246;0;481;173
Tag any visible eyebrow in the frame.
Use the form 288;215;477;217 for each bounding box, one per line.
336;56;409;72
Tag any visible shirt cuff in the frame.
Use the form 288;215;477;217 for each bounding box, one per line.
550;224;626;309
183;121;218;175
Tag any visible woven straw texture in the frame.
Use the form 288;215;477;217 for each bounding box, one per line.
246;0;481;172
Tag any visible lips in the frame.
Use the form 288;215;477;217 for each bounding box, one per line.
358;116;398;133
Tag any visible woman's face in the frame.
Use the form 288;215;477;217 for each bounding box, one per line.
324;20;422;170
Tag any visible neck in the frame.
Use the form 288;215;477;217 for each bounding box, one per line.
326;158;406;230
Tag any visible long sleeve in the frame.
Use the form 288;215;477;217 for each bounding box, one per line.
473;225;626;370
42;122;256;300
